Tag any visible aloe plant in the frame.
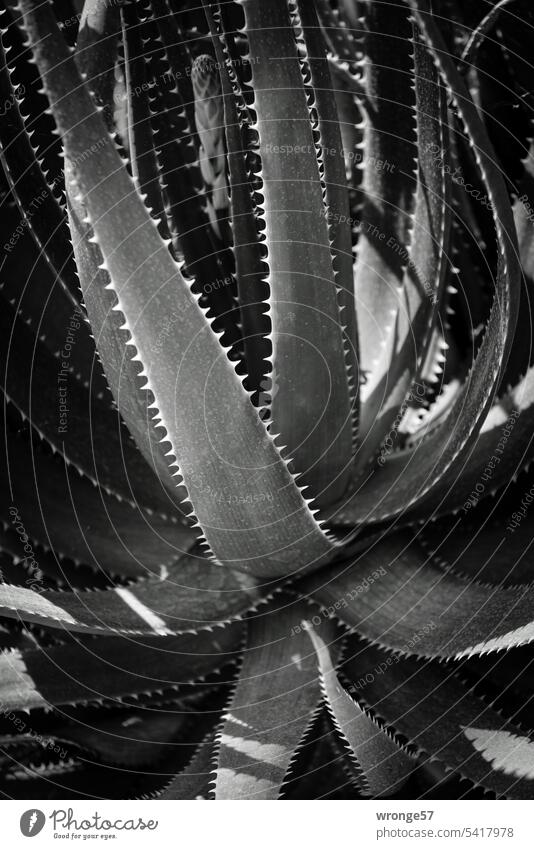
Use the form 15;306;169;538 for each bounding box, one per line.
1;0;534;800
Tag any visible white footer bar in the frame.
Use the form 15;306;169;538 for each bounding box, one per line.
4;799;533;848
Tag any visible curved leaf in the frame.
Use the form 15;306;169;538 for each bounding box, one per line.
343;643;534;799
214;600;330;799
304;532;534;659
0;624;241;710
239;0;353;508
203;3;268;397
0;23;77;300
332;0;520;525
296;0;359;432
307;626;413;797
18;0;337;578
0;553;264;635
0;433;196;578
0;302;179;515
353;0;418;453
159;735;215;800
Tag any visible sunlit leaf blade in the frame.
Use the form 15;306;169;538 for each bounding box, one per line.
303;532;534;658
70;0;192;513
1;0;533;804
306;626;413;797
296;0;359;434
214;600;332;799
18;0;337;578
354;0;418;451
0;552;264;635
331;0;520;526
202;3;269;396
120;2;168;233
343;643;534;798
159;735;215;799
239;0;353;508
357;25;451;464
0;624;241;710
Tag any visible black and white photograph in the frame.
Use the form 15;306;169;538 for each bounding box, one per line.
1;0;534;842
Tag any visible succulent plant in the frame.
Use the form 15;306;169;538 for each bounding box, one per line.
1;0;534;800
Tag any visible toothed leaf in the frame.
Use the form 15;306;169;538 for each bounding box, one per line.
214;600;333;799
239;0;353;507
343;643;534;799
19;0;336;578
304;532;534;659
159;735;215;799
332;0;520;525
1;434;195;578
307;626;413;797
0;624;240;711
0;552;264;635
354;1;418;451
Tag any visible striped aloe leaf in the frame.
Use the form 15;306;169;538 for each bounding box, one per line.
0;0;533;800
